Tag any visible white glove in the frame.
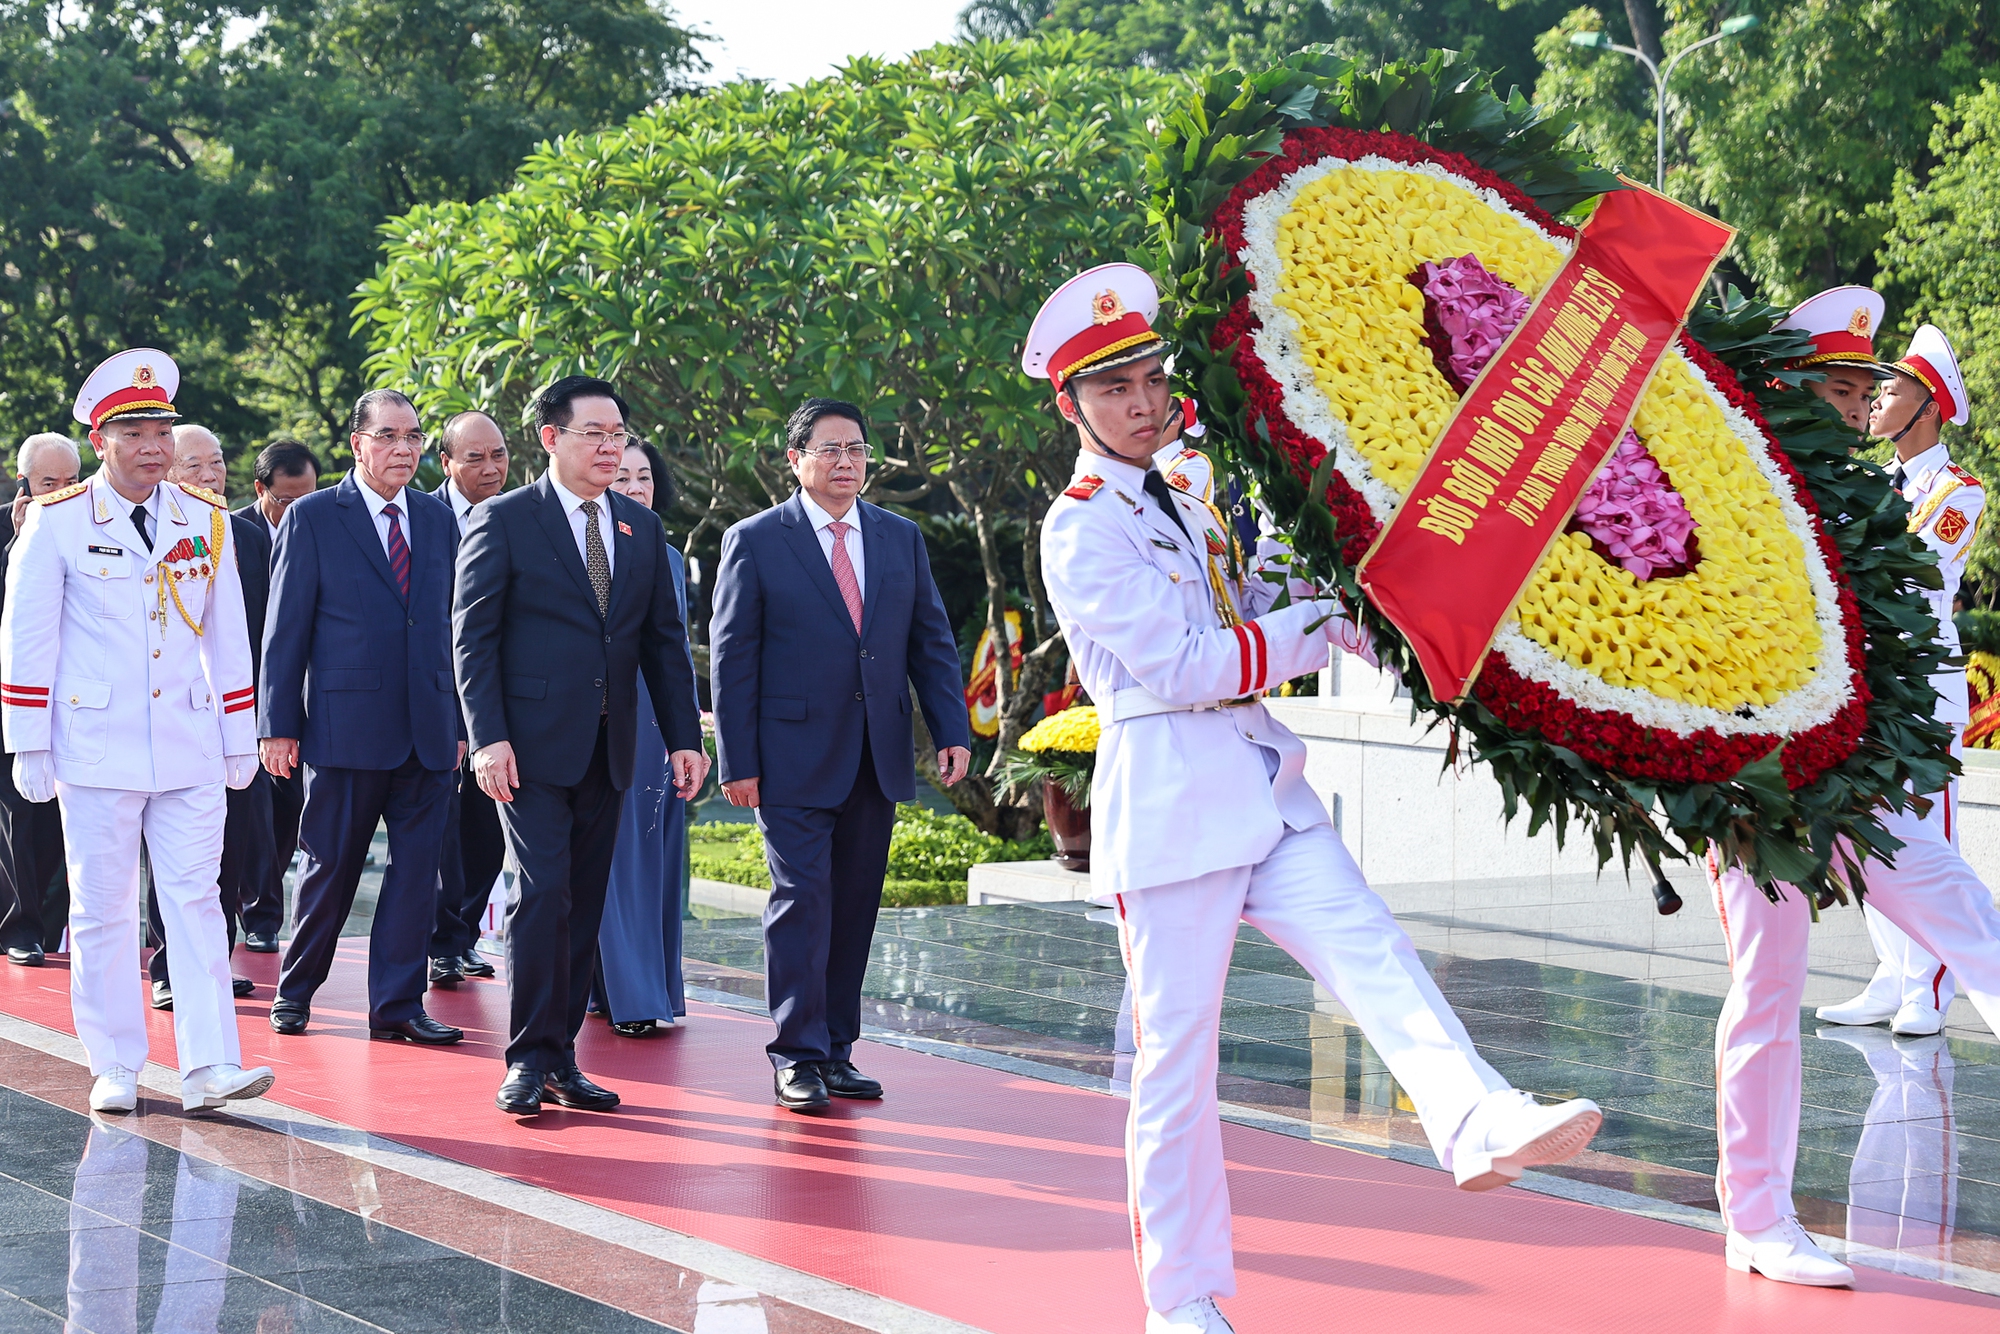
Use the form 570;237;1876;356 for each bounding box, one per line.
224;754;259;791
12;751;54;804
1326;611;1380;668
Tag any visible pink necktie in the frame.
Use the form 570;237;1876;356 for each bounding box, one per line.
828;520;863;634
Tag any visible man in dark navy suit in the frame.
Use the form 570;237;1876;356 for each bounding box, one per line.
711;397;971;1112
260;390;463;1045
454;375;706;1116
235;439;319;953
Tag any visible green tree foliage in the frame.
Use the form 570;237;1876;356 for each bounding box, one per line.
1017;0;1577;93
358;35;1171;837
0;0;703;469
1879;79;2000;599
1535;1;2000;304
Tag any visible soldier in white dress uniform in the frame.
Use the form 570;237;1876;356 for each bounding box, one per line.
1026;265;1603;1334
1704;300;2000;1287
1818;323;1987;1037
0;350;273;1115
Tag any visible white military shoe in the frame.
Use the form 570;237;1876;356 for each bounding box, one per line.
181;1063;275;1112
1145;1297;1235;1333
1815;992;1898;1026
89;1066;138;1114
1726;1216;1854;1287
1891;1001;1944;1037
1451;1090;1603;1191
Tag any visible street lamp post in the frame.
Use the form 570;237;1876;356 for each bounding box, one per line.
1571;14;1759;190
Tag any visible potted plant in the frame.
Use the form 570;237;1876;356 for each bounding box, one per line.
998;705;1099;871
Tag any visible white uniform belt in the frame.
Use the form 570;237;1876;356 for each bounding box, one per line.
1105;685;1264;724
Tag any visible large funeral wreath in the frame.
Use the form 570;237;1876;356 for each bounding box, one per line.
1145;49;1954;901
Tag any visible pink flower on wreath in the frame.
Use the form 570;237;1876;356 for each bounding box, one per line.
1412;254;1698;581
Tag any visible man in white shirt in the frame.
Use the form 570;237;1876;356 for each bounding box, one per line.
428;410;511;982
259;390;465;1047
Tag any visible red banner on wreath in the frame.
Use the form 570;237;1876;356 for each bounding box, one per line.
1356;182;1735;705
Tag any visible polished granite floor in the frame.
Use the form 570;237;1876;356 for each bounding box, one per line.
683;893;2000;1286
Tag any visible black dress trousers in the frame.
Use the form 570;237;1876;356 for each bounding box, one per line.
496;720;622;1072
0;753;66;952
429;755;507;960
756;734;896;1070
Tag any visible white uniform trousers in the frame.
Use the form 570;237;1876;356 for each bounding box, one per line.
1114;822;1508;1313
1856;741;1963;1017
1709;810;2000;1233
58;780;239;1079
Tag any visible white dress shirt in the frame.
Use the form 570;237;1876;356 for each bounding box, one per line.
127;486;163;551
355;474;412;559
442;479;476;536
548;472;616;575
799;490;864;595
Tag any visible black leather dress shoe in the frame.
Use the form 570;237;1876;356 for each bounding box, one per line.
232;976;255;998
427;957;463;988
609;1019;658;1038
150;980;173;1011
243;933;280;954
775;1064;831;1112
6;945;43;967
269;1003;310;1035
496;1066;543;1115
543;1068;620;1110
818;1060;884;1100
371;1014;464;1045
457;952;496;979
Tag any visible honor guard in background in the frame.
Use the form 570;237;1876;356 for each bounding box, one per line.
1703;298;2000;1287
1819;323;1986;1037
1027;265;1602;1334
0;350;274;1115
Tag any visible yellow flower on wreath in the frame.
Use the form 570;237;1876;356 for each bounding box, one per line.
1269;165;1821;713
1017;706;1100;754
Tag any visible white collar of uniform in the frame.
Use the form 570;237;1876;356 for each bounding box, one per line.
355;472;408;519
89;473;166;526
1899;440;1951;486
1074;448;1152;493
798;489;861;534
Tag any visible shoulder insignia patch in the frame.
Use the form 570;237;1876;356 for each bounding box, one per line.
1177;447;1201;463
172;482;226;508
35;481;87;506
1063;475;1106;501
1935;505;1971;545
1948;463;1984;488
1166;472;1194;491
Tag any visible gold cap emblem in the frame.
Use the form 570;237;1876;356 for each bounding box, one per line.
1847;307;1872;337
1090;289;1127;325
131;364;157;389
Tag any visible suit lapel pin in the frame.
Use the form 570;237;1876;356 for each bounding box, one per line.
617;521;632;536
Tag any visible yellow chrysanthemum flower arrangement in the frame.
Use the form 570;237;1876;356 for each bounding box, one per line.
998;706;1099;807
1016;706;1100;754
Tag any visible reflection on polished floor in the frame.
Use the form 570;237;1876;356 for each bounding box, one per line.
685;883;2000;1289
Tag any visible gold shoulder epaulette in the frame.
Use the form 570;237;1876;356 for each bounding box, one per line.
172;481;227;508
34;481;87;506
1948;463;1984;489
1064;475;1106;501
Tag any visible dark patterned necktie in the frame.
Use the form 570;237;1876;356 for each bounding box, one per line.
579;499;610;616
130;503;153;551
382;502;410;600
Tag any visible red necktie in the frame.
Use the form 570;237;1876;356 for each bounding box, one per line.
383;502;410;601
828;520;863;634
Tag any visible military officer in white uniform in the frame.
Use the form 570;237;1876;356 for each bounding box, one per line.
1027;265;1602;1334
1703;301;2000;1287
0;350;274;1115
1819;323;1987;1037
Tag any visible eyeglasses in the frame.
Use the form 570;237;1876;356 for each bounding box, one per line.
358;430;428;449
796;443;870;461
557;426;630;449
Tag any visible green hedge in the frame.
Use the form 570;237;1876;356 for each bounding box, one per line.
689;804;1053;907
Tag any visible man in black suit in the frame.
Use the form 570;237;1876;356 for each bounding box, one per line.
261;391;462;1045
146;425;269;1006
0;433;80;967
711;397;971;1112
454;375;706;1116
427;410;510;986
235;438;320;953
